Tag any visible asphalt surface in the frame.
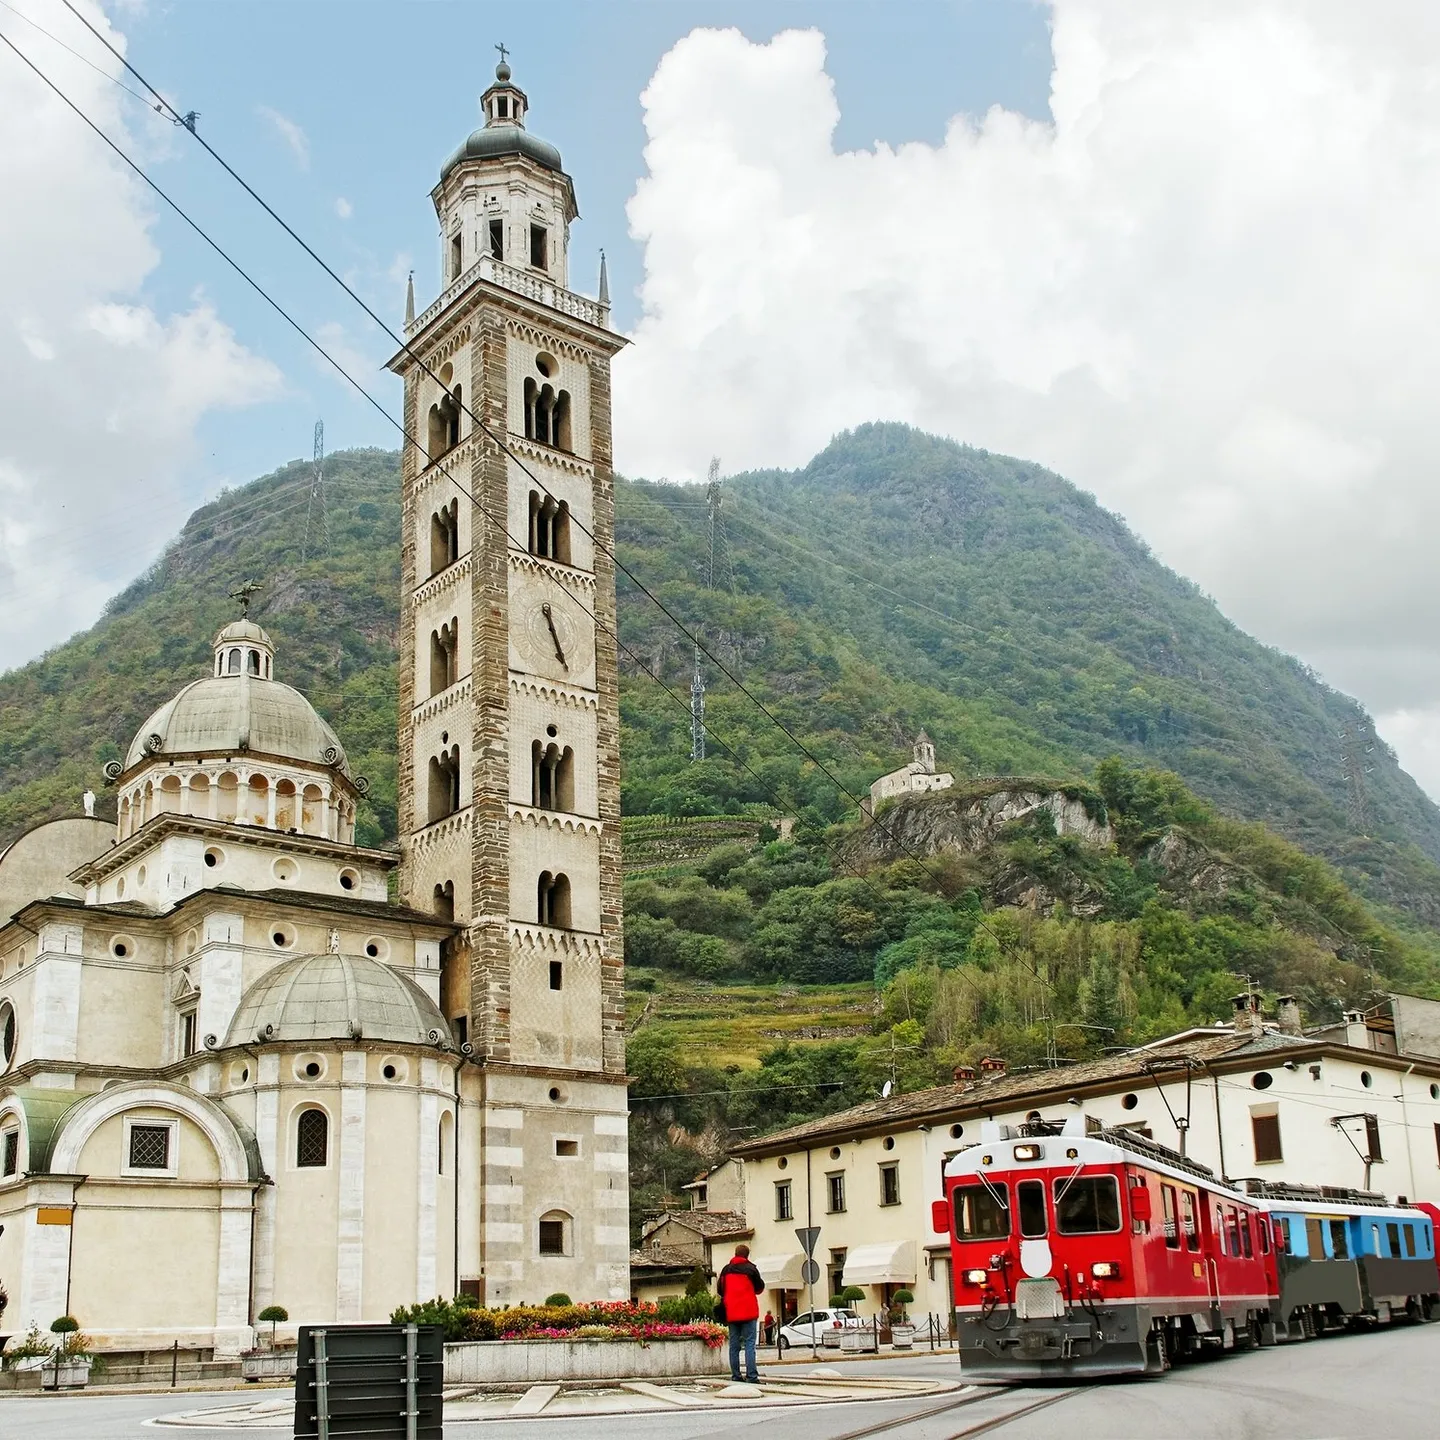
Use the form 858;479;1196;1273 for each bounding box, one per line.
2;1326;1437;1438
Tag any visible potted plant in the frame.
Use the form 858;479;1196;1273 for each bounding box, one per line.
889;1290;916;1349
4;1322;52;1372
44;1317;91;1389
836;1287;875;1353
242;1306;296;1381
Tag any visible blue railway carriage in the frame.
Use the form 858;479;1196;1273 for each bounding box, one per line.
1243;1180;1440;1335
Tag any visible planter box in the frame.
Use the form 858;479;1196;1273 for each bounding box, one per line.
42;1359;91;1390
241;1351;297;1382
445;1337;726;1385
840;1329;878;1354
890;1324;916;1350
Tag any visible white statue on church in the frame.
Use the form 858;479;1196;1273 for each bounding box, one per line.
82;789;96;818
327;928;342;954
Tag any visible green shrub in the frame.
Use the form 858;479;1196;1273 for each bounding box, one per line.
544;1293;572;1307
684;1267;710;1297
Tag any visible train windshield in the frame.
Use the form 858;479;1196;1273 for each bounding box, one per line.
1017;1179;1048;1237
1054;1175;1122;1234
954;1183;1010;1240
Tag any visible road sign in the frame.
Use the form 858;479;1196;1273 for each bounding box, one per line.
795;1226;821;1257
801;1259;821;1286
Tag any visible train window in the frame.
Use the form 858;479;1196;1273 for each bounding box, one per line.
1226;1208;1242;1258
1371;1224;1381;1256
1240;1213;1253;1259
1181;1191;1198;1249
1017;1179;1047;1237
954;1184;1009;1240
1329;1220;1349;1260
1275;1216;1291;1254
1403;1224;1417;1259
1215;1204;1228;1256
1386;1221;1401;1257
1161;1185;1180;1249
1054;1176;1121;1234
1305;1217;1325;1258
1257;1215;1270;1254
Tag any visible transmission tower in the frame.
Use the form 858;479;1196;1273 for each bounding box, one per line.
690;457;734;762
303;420;329;559
1340;719;1375;836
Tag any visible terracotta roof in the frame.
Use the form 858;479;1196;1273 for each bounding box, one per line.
731;1030;1343;1157
642;1209;752;1241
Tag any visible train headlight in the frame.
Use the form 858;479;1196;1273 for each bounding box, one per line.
963;1269;989;1285
1091;1261;1122;1279
1013;1143;1042;1161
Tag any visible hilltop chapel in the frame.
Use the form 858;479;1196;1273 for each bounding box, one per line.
0;61;628;1357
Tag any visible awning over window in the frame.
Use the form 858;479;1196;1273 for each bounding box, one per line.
841;1240;917;1287
750;1252;805;1288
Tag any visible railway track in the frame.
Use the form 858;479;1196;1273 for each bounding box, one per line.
827;1384;1081;1440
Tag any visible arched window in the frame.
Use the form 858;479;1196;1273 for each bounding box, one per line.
247;649;261;676
428;746;461;824
537;871;571;928
426;388;462;462
227;648;241;675
531;741;574;811
296;1108;328;1168
538;1209;571;1256
433;880;455;923
430;619;459;697
439;1110;454;1176
553;390;572;452
527;491;571;564
429;500;459;576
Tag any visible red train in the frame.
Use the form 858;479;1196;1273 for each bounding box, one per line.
935;1116;1440;1380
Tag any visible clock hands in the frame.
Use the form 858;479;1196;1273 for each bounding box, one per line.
541;603;568;670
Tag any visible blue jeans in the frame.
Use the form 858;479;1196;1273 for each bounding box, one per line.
727;1318;758;1380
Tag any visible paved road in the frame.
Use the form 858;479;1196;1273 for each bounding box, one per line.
2;1327;1437;1438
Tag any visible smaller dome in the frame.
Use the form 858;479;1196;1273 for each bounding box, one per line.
496;59;511;82
441;124;563;184
224;953;451;1049
214;619;273;650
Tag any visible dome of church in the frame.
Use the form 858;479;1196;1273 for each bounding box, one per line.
224;953;450;1048
122;620;348;774
440;125;564;184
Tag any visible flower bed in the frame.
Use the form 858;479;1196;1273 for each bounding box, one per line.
392;1298;722;1347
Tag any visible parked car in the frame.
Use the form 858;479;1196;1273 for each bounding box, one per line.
775;1308;861;1351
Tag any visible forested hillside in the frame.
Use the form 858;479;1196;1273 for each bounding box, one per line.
3;425;1440;917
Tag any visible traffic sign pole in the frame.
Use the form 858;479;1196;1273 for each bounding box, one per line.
796;1227;821;1359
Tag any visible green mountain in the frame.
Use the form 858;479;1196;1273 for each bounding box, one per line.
3;424;1439;931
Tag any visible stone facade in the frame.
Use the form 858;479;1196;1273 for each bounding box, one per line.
387;63;629;1306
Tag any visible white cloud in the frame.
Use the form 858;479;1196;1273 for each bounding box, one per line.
257;103;309;169
618;6;1440;799
0;0;280;670
335;196;353;220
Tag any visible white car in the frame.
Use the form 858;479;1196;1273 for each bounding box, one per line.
774;1307;861;1352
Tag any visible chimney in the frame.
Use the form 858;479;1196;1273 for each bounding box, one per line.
953;1064;976;1083
1343;1010;1369;1049
979;1056;1007;1076
1231;993;1264;1038
1277;995;1302;1037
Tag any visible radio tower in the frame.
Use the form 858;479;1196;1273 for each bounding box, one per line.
303;420;329;560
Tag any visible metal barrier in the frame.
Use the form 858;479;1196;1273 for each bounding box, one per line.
295;1323;442;1439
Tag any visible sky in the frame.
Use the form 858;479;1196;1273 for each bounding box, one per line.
4;1;1440;802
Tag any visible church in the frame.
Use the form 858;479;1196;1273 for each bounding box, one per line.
0;60;628;1357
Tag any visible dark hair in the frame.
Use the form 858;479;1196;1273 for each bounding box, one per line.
735;1243;750;1258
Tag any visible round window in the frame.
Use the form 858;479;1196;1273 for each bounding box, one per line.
136;865;147;886
294;1055;325;1081
1121;1093;1139;1110
548;1086;565;1103
1431;1084;1439;1101
829;1146;841;1160
883;1136;895;1151
363;937;389;961
380;1058;406;1083
271;926;295;950
110;935;135;960
203;847;224;869
1;1002;16;1070
950;1123;964;1139
777;1156;788;1171
339;868;359;892
1361;1070;1373;1089
1252;1072;1274;1090
273;857;298;883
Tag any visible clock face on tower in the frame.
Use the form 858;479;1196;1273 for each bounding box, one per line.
512;575;595;683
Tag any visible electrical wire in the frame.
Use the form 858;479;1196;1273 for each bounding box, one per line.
0;0;156;110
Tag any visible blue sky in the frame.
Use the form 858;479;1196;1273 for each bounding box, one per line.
112;0;1052;486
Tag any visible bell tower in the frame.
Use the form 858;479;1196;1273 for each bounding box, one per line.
388;59;628;1305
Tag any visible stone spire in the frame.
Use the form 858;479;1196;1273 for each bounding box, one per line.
405;271;415;326
598;250;609;308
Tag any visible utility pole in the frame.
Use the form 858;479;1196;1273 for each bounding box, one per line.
303;420;329;560
690;457;728;762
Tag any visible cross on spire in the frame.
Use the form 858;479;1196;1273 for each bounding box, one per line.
495;42;509;65
228;580;264;617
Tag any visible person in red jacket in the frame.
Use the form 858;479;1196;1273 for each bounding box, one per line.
716;1244;765;1383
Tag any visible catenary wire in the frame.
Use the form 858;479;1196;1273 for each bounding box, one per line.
0;0;157;109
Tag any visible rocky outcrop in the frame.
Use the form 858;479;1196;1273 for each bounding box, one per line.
1143;828;1248;901
845;780;1112;869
